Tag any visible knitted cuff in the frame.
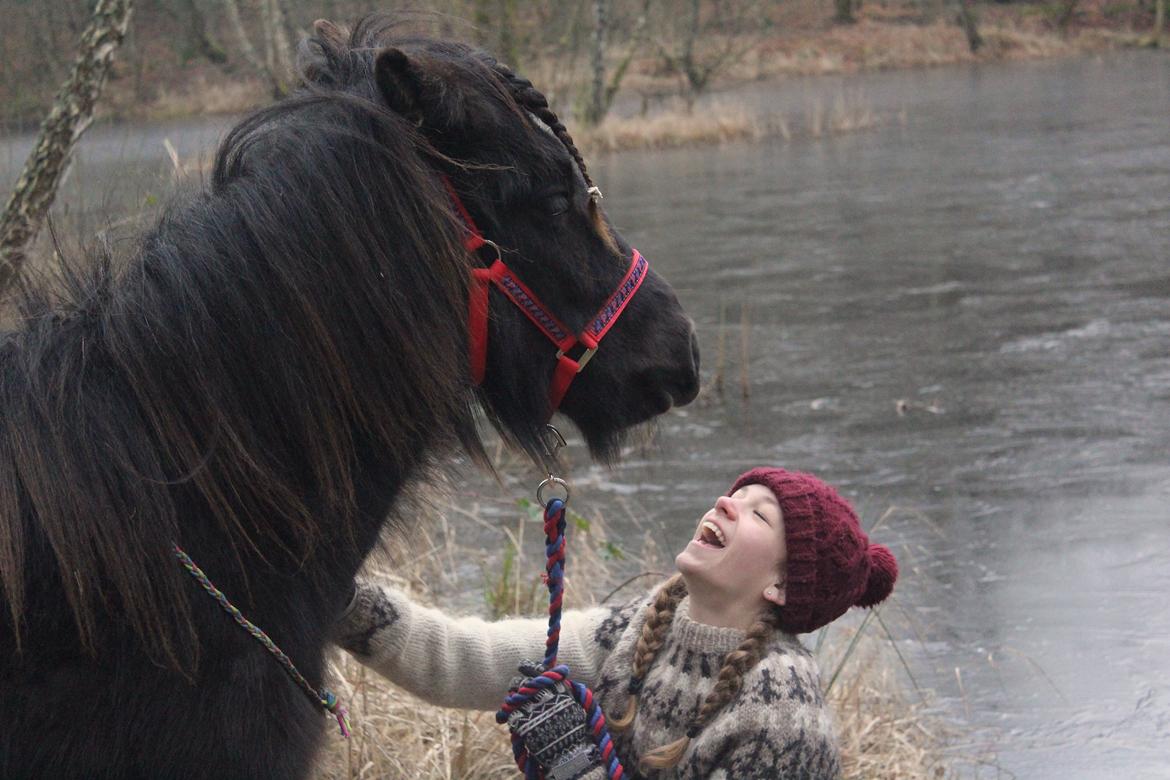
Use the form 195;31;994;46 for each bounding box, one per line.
334;582;410;659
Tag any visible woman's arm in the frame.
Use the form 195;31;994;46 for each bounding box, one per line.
335;582;619;711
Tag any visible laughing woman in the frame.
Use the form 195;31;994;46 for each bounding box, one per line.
336;468;898;779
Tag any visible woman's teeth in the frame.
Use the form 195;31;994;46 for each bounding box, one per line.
699;521;726;548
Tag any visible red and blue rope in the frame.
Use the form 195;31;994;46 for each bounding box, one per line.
495;499;626;780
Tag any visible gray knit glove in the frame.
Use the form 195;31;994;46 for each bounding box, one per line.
507;662;602;780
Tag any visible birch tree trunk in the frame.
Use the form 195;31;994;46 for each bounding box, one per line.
223;0;266;75
0;0;133;295
222;0;292;97
587;0;607;125
587;0;648;125
263;0;295;85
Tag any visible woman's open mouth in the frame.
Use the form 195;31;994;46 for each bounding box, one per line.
694;520;726;549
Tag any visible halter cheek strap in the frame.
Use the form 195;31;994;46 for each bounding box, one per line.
445;177;649;415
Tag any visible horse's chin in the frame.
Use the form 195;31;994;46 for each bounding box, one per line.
578;424;628;465
572;401;668;465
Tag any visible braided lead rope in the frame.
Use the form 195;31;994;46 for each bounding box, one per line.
172;544;351;738
495;499;626;780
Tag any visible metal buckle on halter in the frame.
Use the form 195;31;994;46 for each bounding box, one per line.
555;346;597;372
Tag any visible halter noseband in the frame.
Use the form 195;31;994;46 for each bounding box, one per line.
444;178;649;415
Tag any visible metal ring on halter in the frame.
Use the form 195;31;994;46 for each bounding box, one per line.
537;476;570;508
481;237;503;263
538;426;569;506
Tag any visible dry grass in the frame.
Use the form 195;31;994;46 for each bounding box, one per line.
817;615;955;780
579;101;773;153
578;88;881;154
718;0;1145;82
117;75;268;122
313;478;961;779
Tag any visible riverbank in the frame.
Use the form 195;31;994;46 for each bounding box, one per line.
1;0;1160;154
15;0;1149;139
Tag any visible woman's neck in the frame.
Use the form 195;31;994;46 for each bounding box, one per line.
684;582;764;632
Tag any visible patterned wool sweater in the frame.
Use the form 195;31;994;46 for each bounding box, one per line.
337;582;842;779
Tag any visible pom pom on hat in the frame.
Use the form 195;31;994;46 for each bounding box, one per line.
856;544;898;608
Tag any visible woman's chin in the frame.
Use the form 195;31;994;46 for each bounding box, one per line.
675;544;712;579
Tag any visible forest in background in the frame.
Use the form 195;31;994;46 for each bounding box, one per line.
1;0;1165;131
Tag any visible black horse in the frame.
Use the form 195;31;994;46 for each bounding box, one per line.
0;16;699;779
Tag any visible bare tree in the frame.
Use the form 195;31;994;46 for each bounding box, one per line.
654;0;767;112
180;0;227;64
588;0;608;124
536;0;589;115
584;0;649;125
1149;0;1167;46
1055;0;1081;32
223;0;267;74
0;0;134;295
261;0;296;85
956;0;983;52
222;0;294;96
835;0;858;25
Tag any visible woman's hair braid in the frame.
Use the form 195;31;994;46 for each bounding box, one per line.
639;609;785;771
608;573;687;732
488;62;596;191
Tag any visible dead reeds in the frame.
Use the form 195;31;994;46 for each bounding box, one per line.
577;90;881;154
704;299;754;403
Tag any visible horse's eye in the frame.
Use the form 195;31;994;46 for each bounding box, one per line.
543;194;570;218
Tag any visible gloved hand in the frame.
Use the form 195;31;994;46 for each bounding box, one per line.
507;661;603;780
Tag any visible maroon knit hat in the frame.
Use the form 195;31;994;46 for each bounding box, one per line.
729;467;898;634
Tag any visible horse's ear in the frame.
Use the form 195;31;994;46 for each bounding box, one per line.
375;48;423;120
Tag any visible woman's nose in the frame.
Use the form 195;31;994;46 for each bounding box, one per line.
715;495;738;521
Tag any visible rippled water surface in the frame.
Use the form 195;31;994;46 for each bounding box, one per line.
588;52;1170;779
3;50;1168;779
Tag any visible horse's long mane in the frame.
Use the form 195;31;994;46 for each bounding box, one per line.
0;17;494;668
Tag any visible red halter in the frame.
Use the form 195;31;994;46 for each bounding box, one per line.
444;178;649;415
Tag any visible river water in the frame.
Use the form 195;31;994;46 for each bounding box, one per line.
3;50;1168;779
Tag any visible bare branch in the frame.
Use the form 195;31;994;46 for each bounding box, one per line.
0;0;134;295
